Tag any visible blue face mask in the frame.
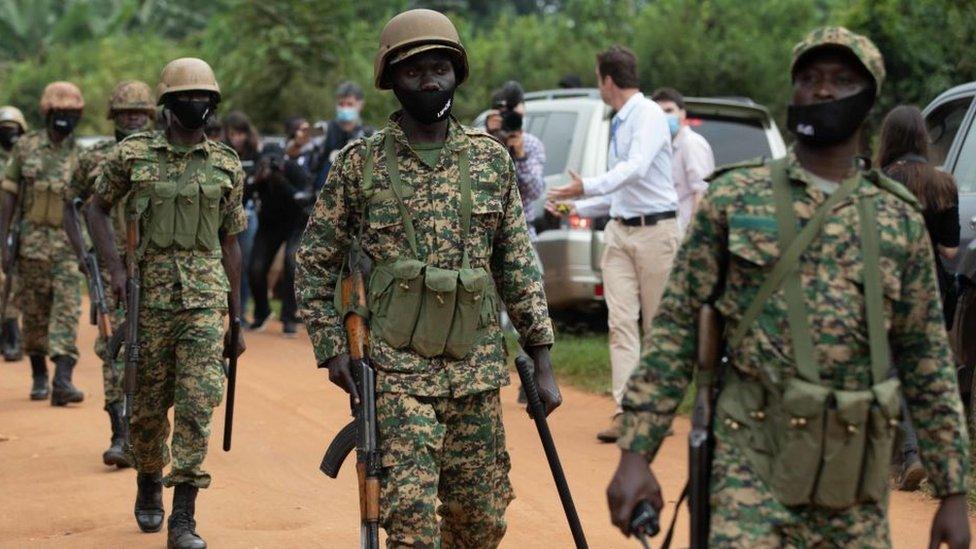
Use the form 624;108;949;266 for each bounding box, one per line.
666;114;680;137
336;106;359;124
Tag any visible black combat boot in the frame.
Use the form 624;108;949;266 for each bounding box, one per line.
29;354;48;400
50;355;84;406
134;471;165;533
103;402;132;468
168;484;206;549
3;318;22;361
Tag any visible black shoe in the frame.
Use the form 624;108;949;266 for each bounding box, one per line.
3;318;22;362
135;472;165;533
282;321;297;338
103;402;132;468
168;484;206;549
50;355;83;406
247;315;269;332
29;355;48;400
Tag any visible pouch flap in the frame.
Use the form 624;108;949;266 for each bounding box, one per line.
368;264;396;294
782;378;831;418
458;267;489;292
717;375;766;423
425;266;458;293
32;180;51;192
870;377;902;419
834;389;873;426
391;258;424;280
199;182;224;198
151;180;179;199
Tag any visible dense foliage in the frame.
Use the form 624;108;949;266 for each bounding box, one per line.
0;0;974;135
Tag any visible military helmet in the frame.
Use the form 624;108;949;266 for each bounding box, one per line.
0;106;27;132
39;81;85;115
156;57;221;104
792;26;885;97
374;9;468;90
107;80;155;118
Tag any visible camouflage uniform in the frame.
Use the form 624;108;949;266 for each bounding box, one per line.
297;115;554;548
618;26;971;544
65;138;127;407
0;146;21;322
94;131;246;488
2;130;82;360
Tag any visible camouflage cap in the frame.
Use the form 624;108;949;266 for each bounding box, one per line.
107;80;155;118
791;26;885;97
0;106;27;131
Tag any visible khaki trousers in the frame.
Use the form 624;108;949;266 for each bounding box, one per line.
602;218;679;411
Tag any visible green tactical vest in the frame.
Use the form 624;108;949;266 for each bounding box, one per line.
132;148;227;254
24;146;77;227
714;159;902;509
339;134;497;360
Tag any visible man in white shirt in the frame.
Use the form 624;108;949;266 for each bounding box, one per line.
652;87;715;233
548;45;679;442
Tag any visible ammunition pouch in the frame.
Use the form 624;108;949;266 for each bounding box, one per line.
26;179;66;226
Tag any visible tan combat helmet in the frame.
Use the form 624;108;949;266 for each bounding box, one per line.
792;26;885;97
0;106;27;132
156;57;221;104
107;80;155;118
39;81;84;115
374;9;468;90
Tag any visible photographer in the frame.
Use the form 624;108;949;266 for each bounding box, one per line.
486;81;546;240
248;140;312;336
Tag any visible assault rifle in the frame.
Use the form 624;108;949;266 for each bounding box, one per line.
689;304;723;548
320;246;379;549
121;218;141;425
69;198;112;339
0;177;26;320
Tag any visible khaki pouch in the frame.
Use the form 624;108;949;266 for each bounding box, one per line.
859;377;902;502
769;378;831;506
368;259;424;349
443;267;490;359
27;180;64;227
411;266;459;358
813;389;872;508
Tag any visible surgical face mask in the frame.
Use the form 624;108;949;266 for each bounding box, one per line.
336;106;360;124
666;114;680;137
50;112;80;135
786;88;874;146
166;98;212;131
393;87;455;124
0;128;19;150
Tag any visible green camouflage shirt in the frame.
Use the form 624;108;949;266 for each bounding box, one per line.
65;138;126;249
297;114;554;397
618;151;970;497
94;131;247;311
2;130;78;263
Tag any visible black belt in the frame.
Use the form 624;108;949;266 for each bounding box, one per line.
613;211;676;227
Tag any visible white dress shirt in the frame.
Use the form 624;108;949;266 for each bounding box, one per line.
575;92;677;219
672;125;715;231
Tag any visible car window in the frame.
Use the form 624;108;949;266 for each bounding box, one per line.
685;115;772;166
523;111;577;176
926;96;973;168
950;112;976;193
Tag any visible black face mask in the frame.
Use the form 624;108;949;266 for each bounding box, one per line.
0;129;19;150
787;88;874;146
167;99;212;131
393;87;455;124
49;112;80;135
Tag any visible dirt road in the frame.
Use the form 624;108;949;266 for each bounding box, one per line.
0;319;969;548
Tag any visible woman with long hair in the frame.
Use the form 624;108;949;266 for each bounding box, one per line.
876;104;961;493
222;110;262;327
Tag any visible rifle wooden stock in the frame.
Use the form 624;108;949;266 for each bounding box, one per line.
689;304;723;549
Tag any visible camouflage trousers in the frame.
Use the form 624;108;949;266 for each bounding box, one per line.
93;272;125;408
17;257;81;359
129;306;225;489
710;423;889;547
378;390;514;549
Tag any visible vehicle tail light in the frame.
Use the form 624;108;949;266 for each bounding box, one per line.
568;214;591;230
594;283;604;297
686;117;703;127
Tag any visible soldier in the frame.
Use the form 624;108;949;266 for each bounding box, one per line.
297;9;562;548
88;58;246;549
606;27;971;547
62;80;156;469
0;82;85;405
0;105;27;363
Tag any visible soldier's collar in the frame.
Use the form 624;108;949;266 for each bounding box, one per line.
786;147;879;201
40;130;75;149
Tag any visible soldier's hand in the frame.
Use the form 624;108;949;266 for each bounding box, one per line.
607;450;663;537
929;493;971;549
326;353;360;404
109;267;126;305
224;327;246;358
528;345;562;416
